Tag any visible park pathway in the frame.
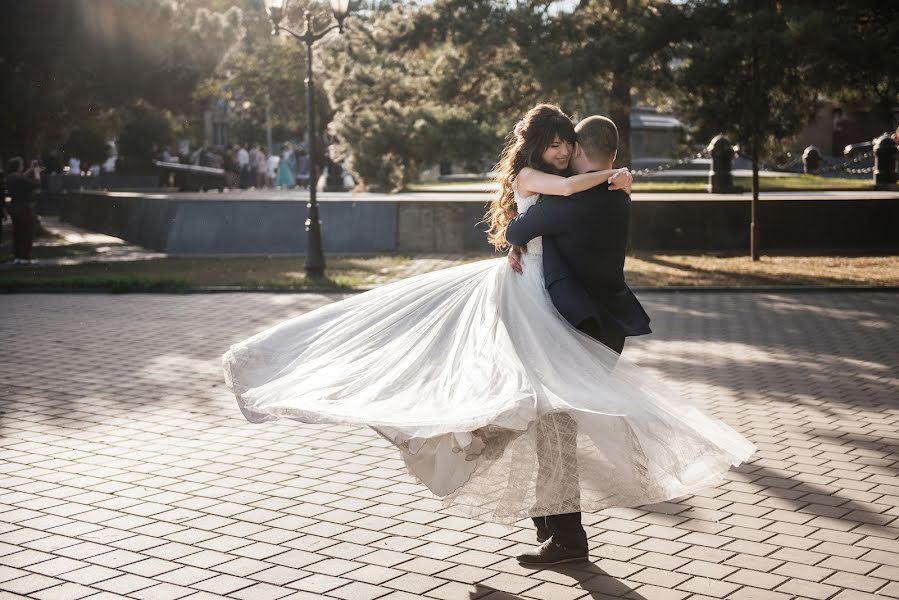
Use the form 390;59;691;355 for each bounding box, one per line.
0;291;897;600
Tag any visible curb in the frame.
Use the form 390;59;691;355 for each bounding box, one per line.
0;286;361;295
632;286;899;293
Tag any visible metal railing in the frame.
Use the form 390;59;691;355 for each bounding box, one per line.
818;150;875;174
628;140;880;178
631;150;710;176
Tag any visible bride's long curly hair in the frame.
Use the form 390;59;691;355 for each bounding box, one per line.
484;103;576;250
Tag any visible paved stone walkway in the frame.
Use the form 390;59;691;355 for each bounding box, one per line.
1;292;897;600
0;217;165;270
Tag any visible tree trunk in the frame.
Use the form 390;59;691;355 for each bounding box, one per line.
750;0;760;261
609;0;631;168
751;140;760;261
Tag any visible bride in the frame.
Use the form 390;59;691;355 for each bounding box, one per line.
222;103;754;557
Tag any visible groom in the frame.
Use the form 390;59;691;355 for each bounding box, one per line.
504;115;652;565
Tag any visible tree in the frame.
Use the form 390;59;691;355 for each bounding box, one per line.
63;129;110;166
321;1;538;190
0;0;242;159
196;37;308;147
673;0;823;259
118;105;175;172
676;2;820;146
318;0;687;189
801;1;899;126
193;0;323;148
0;1;82;160
507;0;688;168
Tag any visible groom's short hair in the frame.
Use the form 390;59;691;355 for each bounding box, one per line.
575;116;618;162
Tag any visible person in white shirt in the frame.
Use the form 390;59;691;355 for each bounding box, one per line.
266;152;280;187
255;146;268;188
238;144;252;189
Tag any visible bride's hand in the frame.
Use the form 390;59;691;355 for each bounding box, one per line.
508;245;526;274
608;168;633;193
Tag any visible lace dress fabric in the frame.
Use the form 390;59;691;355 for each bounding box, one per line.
515;191;544;257
222;189;755;522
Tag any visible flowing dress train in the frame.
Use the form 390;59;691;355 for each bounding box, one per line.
222;192;755;522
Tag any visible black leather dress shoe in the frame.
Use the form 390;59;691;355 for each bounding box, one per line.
536;525;550;543
516;539;589;566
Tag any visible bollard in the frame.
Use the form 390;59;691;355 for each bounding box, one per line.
707;134;735;193
873;134;897;186
802;146;821;174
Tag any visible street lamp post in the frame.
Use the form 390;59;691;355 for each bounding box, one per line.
264;0;349;277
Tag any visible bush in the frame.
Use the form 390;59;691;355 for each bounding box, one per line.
117;105;175;171
63;128;109;165
330;101;496;192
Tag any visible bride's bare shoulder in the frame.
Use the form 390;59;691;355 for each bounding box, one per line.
515;167;537;197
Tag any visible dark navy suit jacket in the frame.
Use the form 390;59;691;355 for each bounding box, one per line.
505;182;652;338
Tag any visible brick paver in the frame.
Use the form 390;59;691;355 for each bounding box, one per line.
1;291;897;599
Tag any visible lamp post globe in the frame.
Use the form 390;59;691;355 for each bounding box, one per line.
264;0;285;32
329;0;350;29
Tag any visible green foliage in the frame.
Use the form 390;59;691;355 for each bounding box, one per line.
322;1;542;190
194;0;402;151
0;0;243;159
195;36;323;148
673;0;821;159
118;105;175;168
84;0;244;112
542;0;688;166
3;0;893;189
800;2;899;124
671;0;898;157
62;129;110;165
320;0;690;187
334;100;495;192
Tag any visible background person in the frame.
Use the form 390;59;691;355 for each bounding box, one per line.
294;148;310;189
4;157;41;264
276;142;295;188
0;158;7;252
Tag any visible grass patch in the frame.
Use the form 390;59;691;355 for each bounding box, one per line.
624;251;899;288
634;175;869;193
1;251;896;292
408;174;870;193
0;255;412;292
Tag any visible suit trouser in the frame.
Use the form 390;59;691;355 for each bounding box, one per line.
531;319;625;550
10;205;35;260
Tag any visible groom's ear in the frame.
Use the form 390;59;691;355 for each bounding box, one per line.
574;143;582;158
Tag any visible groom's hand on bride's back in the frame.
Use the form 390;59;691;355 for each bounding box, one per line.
508;245;526;274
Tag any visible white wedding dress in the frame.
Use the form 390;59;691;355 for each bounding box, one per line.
222;190;755;523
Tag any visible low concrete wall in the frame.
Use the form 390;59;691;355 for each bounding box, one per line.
629;198;899;250
59;190;899;254
61;193;400;254
397;202;488;253
45;174;160;193
61;192;178;251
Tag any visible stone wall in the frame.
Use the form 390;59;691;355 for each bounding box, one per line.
57;191;899;255
44;174;161;193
